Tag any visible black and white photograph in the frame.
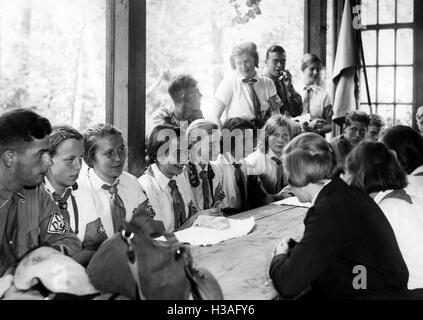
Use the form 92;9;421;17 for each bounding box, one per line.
0;0;423;309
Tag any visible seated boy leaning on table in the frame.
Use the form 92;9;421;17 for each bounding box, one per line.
137;124;222;237
269;133;409;300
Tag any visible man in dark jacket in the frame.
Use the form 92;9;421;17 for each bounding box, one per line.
263;45;302;118
0;109;82;277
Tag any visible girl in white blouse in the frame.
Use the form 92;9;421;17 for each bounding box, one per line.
244;115;292;201
138;124;219;233
345;141;423;290
77;123;146;248
185;119;227;210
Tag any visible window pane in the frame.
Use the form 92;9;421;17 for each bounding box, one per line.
377;105;395;128
0;0;106;130
396;67;413;103
359;104;371;114
361;67;376;103
397;0;413;23
379;0;395;24
397;29;413;65
378;67;395;103
395;105;413;126
361;0;377;25
378;29;395;65
362;31;377;65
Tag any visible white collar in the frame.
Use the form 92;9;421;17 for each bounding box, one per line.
151;163;174;192
373;190;393;205
88;168;121;190
235;70;259;84
266;148;282;160
222;152;239;164
44;178;72;197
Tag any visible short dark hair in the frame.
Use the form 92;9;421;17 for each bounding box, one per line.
83;123;122;168
265;45;286;60
230;42;259;70
168;74;198;104
381;125;423;174
346;141;407;193
221;118;257;158
369;114;385;129
345;111;371;127
50;125;83;157
147;124;181;164
301;53;322;72
221;117;256;132
0;108;51;153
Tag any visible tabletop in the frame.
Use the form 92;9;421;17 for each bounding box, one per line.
190;203;308;300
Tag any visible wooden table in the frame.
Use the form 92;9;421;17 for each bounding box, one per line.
190;203;307;300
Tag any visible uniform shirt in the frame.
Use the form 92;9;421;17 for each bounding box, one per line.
44;179;78;233
300;84;333;121
148;105;204;137
243;148;284;194
0;186;82;276
184;163;226;210
212;153;249;210
138;164;198;233
45;177;107;250
215;71;277;123
77;166;146;239
374;189;423;290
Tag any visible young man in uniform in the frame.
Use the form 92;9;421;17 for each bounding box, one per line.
0;109;82;279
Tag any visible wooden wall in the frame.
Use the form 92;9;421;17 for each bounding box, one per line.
106;0;146;177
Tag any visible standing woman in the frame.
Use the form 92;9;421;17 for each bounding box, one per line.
77;123;146;247
210;42;280;128
244;115;291;199
269;133;408;299
299;53;333;136
344;141;423;290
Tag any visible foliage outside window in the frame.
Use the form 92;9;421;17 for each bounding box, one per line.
146;0;304;133
0;0;106;131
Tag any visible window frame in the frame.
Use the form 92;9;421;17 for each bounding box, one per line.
357;0;423;129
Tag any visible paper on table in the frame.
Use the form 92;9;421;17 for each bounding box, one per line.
273;196;312;208
156;217;255;246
